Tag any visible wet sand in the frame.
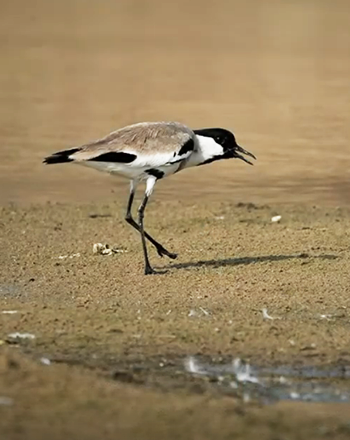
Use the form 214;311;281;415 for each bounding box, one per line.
1;0;350;439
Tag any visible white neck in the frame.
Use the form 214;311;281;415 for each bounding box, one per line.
184;135;224;168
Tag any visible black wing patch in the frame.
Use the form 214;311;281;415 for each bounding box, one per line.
178;138;194;156
146;168;165;179
88;152;137;163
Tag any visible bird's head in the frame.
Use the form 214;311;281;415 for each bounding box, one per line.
194;128;256;165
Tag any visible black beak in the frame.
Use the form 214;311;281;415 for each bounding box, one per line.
235;144;257;165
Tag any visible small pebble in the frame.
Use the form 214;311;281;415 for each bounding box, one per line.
271;215;282;223
40;357;51;366
7;332;35;340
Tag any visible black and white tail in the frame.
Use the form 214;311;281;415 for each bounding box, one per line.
43;148;81;165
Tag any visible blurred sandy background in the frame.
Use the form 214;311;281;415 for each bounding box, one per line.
0;0;349;206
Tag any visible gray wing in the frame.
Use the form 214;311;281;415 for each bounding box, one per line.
69;122;196;167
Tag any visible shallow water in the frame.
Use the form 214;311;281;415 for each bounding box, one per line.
185;357;350;404
0;0;350;206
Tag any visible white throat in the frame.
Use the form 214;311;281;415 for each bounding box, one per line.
184;135;224;168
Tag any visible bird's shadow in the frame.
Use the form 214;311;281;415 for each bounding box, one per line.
160;253;338;272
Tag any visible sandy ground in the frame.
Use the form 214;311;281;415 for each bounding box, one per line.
1;201;350;439
1;0;350;438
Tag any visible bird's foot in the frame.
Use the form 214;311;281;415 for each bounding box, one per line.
156;246;177;260
144;265;168;275
144;265;158;275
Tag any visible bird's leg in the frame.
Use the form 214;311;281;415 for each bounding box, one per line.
137;191;156;275
125;182;177;259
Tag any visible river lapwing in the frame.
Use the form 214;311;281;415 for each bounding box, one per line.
44;121;256;274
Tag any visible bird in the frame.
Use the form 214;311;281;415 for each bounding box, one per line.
43;121;256;275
